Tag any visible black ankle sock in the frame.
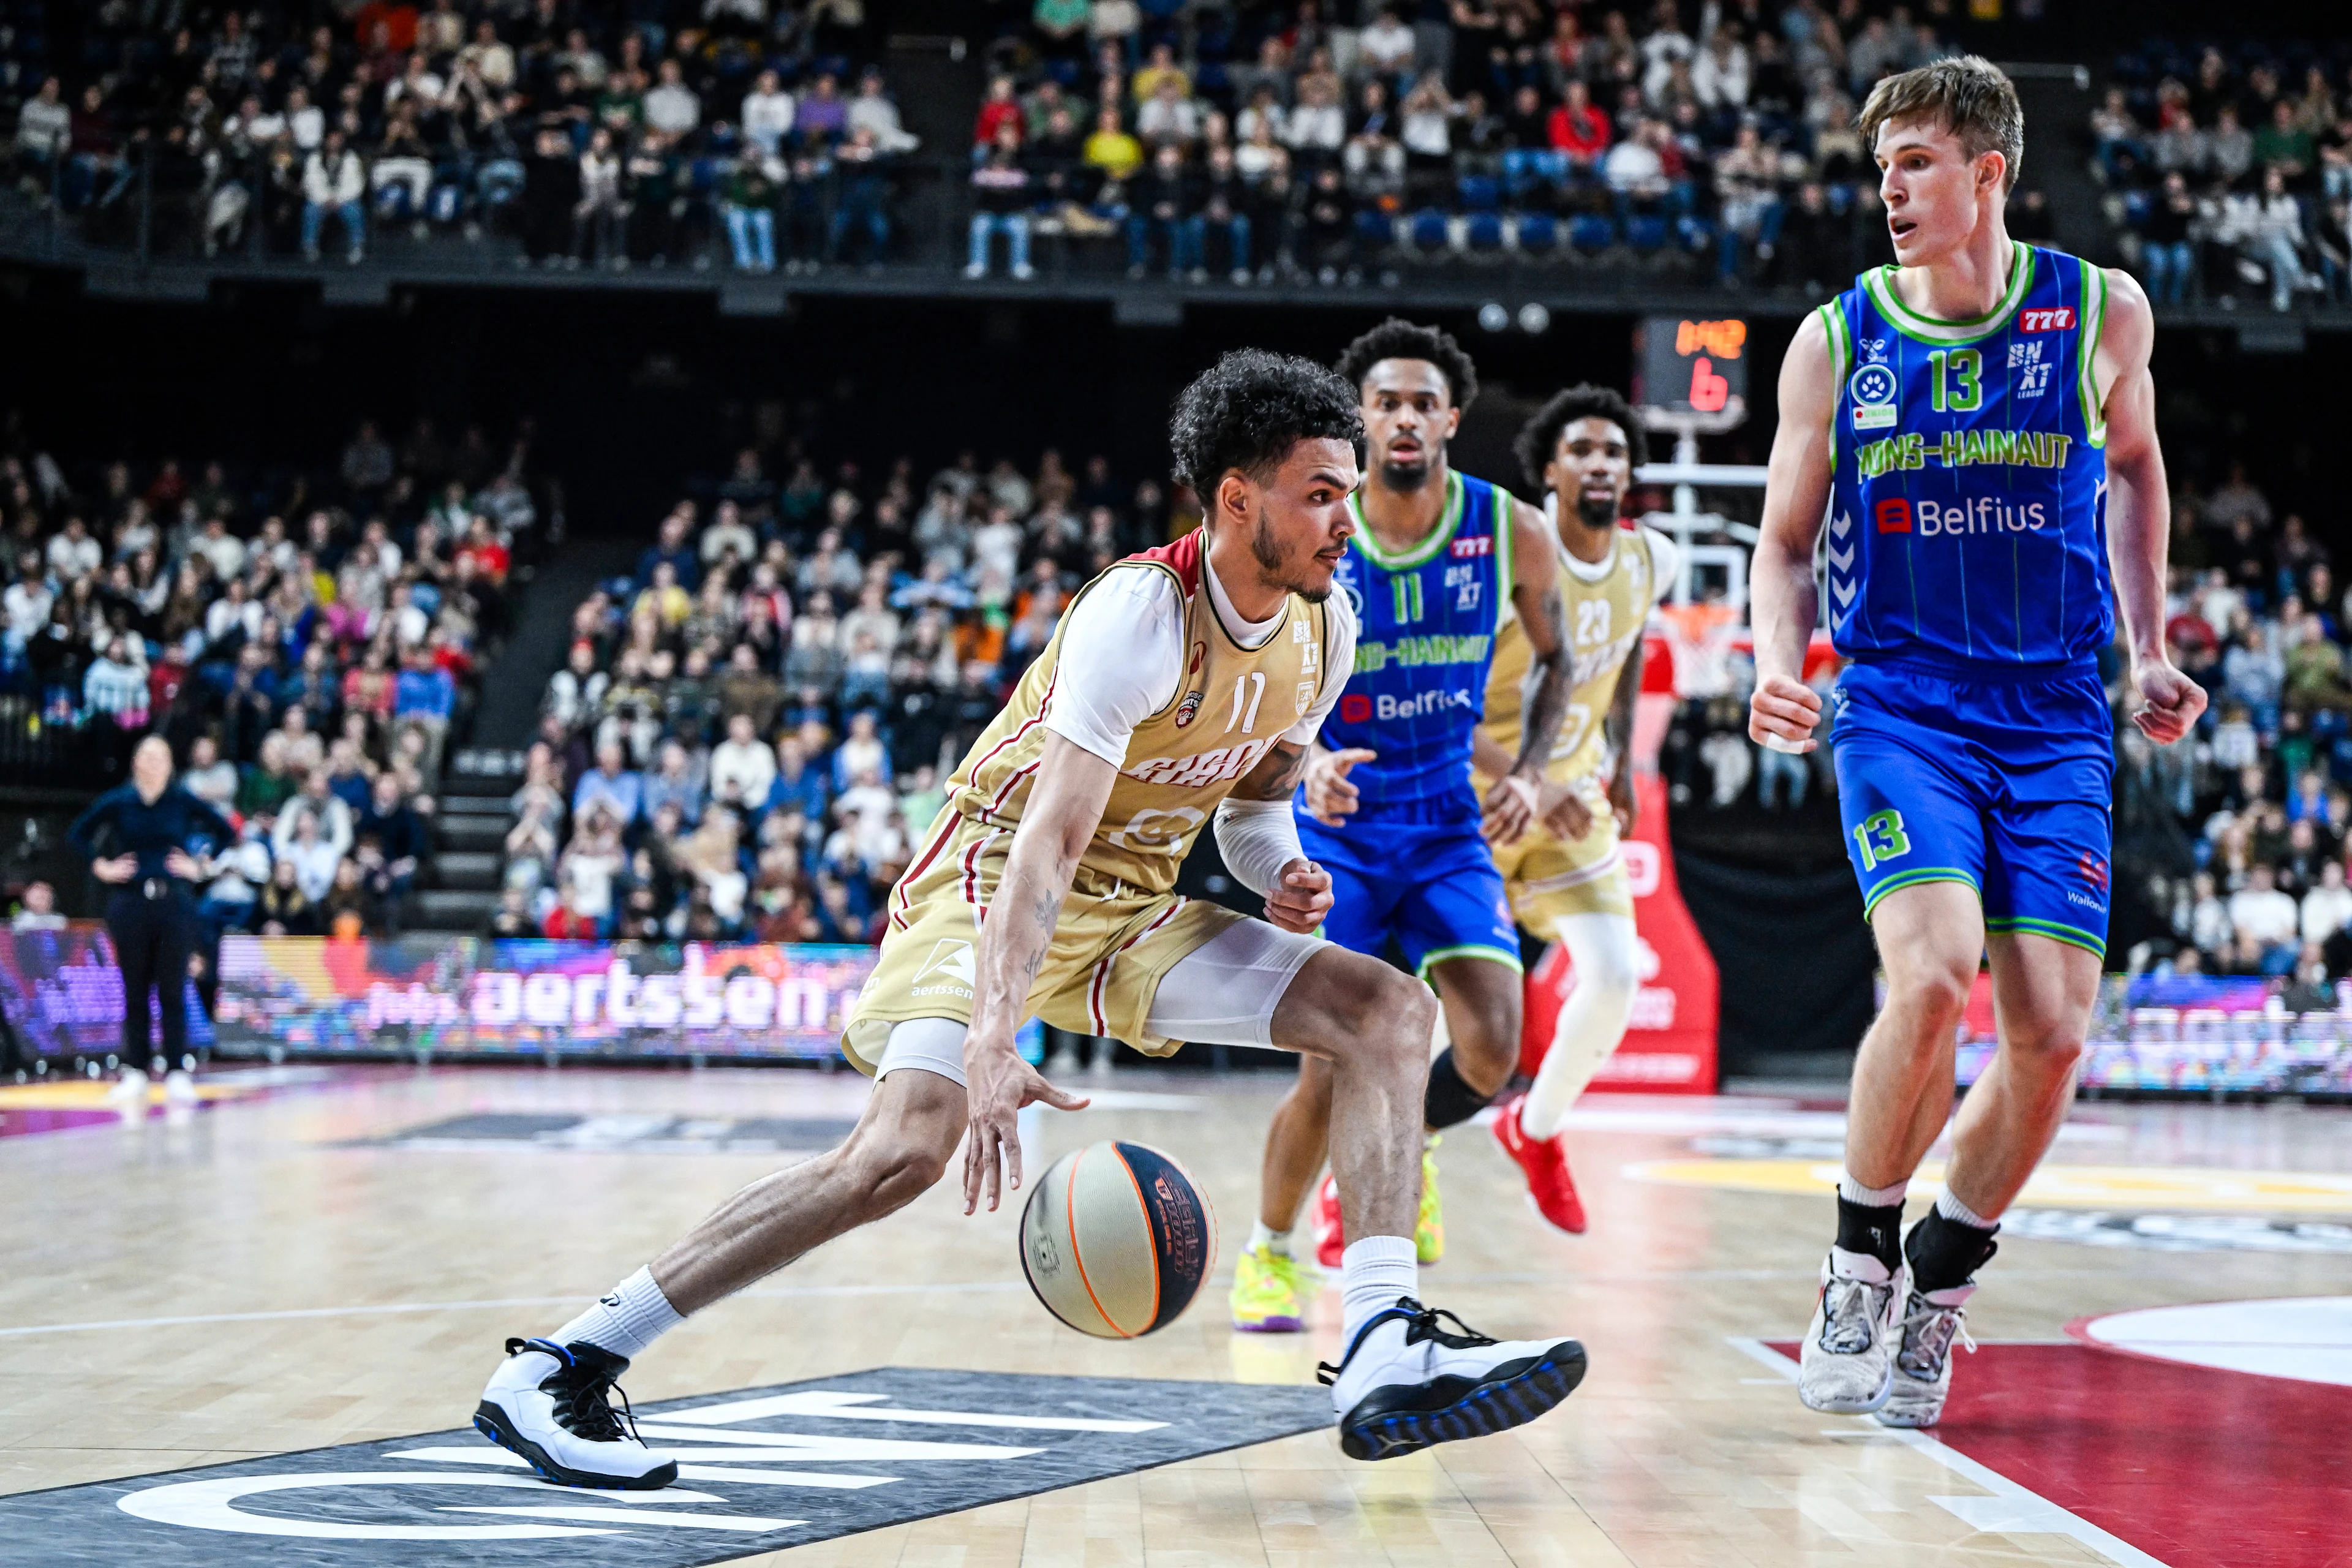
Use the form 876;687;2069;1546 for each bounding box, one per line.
1905;1208;1999;1294
1834;1195;1907;1274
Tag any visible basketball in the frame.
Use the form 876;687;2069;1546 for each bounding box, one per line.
1019;1142;1217;1339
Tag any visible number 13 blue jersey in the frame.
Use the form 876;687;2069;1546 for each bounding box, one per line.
1822;246;2114;674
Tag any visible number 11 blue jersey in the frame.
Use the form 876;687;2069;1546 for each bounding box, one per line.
1317;470;1512;820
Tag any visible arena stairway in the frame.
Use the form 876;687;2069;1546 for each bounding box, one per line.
407;538;638;934
411;768;514;933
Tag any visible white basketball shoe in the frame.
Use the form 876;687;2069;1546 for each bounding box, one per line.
473;1337;677;1490
1875;1283;1977;1428
1319;1297;1586;1460
1797;1248;1905;1414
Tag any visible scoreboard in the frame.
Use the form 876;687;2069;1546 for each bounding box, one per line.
1638;315;1749;413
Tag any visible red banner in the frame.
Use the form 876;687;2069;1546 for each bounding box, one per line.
1519;771;1719;1093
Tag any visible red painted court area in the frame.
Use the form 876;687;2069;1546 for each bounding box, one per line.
1772;1340;2352;1567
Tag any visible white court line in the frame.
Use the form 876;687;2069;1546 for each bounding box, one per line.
1726;1337;2171;1568
0;1280;1027;1340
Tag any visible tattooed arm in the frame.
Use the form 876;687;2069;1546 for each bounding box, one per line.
1482;496;1574;845
960;731;1109;1215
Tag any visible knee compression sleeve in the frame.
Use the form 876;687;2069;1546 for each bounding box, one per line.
1422;1046;1494;1130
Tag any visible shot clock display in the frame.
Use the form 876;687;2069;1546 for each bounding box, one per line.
1638;315;1749;413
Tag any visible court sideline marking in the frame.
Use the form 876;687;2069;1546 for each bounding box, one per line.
0;1269;2174;1340
0;1281;1033;1340
1725;1336;2171;1568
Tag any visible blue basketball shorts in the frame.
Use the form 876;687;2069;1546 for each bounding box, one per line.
1295;805;1522;978
1830;658;2115;957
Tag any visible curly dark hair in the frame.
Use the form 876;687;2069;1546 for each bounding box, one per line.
1513;383;1649;491
1333;318;1479;411
1167;349;1364;496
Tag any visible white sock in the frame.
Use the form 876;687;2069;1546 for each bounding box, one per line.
1839;1172;1910;1208
1935;1187;1998;1231
1518;914;1640;1140
1247;1219;1292;1258
1339;1235;1419;1344
552;1265;684;1361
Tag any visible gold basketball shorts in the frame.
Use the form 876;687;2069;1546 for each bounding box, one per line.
841;812;1254;1075
1487;779;1635;931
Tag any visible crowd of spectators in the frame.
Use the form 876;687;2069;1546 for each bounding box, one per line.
501;443;1170;943
2095;37;2352;311
3;0;908;273
0;410;544;938
962;0;1989;286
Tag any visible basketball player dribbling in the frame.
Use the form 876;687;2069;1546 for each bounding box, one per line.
1748;58;2203;1427
471;351;1586;1486
1482;386;1678;1234
1227;320;1577;1333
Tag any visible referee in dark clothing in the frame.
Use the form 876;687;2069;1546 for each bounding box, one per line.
68;736;234;1076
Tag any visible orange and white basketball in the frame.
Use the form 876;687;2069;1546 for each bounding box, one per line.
1019;1142;1217;1338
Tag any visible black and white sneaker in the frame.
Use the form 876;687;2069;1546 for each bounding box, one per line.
473;1337;677;1490
1317;1297;1586;1461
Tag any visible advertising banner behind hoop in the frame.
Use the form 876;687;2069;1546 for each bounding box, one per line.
215;934;877;1061
1520;772;1719;1093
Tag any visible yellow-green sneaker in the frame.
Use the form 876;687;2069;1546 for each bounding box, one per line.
1228;1243;1311;1333
1416;1136;1446;1264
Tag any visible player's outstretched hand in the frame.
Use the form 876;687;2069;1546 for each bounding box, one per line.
2130;658;2207;746
961;1036;1091;1216
1480;772;1542;845
1749;674;1822;754
1262;858;1332;933
1303;747;1375;827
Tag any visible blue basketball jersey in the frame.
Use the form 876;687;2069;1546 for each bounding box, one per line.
1317;470;1512;818
1822;246;2114;673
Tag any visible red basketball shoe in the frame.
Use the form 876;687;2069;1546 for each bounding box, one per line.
1311;1174;1344;1268
1490;1094;1587;1234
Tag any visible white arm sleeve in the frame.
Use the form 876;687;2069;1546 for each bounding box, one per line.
1284;584;1359;744
1213;796;1306;896
1042;567;1187;767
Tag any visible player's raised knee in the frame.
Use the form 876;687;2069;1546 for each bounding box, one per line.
1371;968;1441;1052
846;1120;956;1212
2002;1014;2086;1077
1576;938;1641;1003
1887;954;1975;1028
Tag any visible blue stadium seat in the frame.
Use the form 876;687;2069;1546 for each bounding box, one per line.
1463;212;1504;255
2124;190;2154;227
1570;214;1615;254
1514;211;1558;257
1354;209;1395;250
1458;175;1501;213
1409;208;1450;255
1626;215;1667;252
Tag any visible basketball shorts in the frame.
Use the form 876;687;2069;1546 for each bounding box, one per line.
1830;658;2115;957
1482;774;1635;933
1298;805;1521;979
842;810;1322;1074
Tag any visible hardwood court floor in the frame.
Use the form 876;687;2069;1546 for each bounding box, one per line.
3;1063;2350;1566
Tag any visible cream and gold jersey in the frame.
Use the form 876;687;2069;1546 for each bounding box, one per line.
919;530;1339;905
1482;522;1675;788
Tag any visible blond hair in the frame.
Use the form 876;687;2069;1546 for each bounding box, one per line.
1856;56;2024;193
